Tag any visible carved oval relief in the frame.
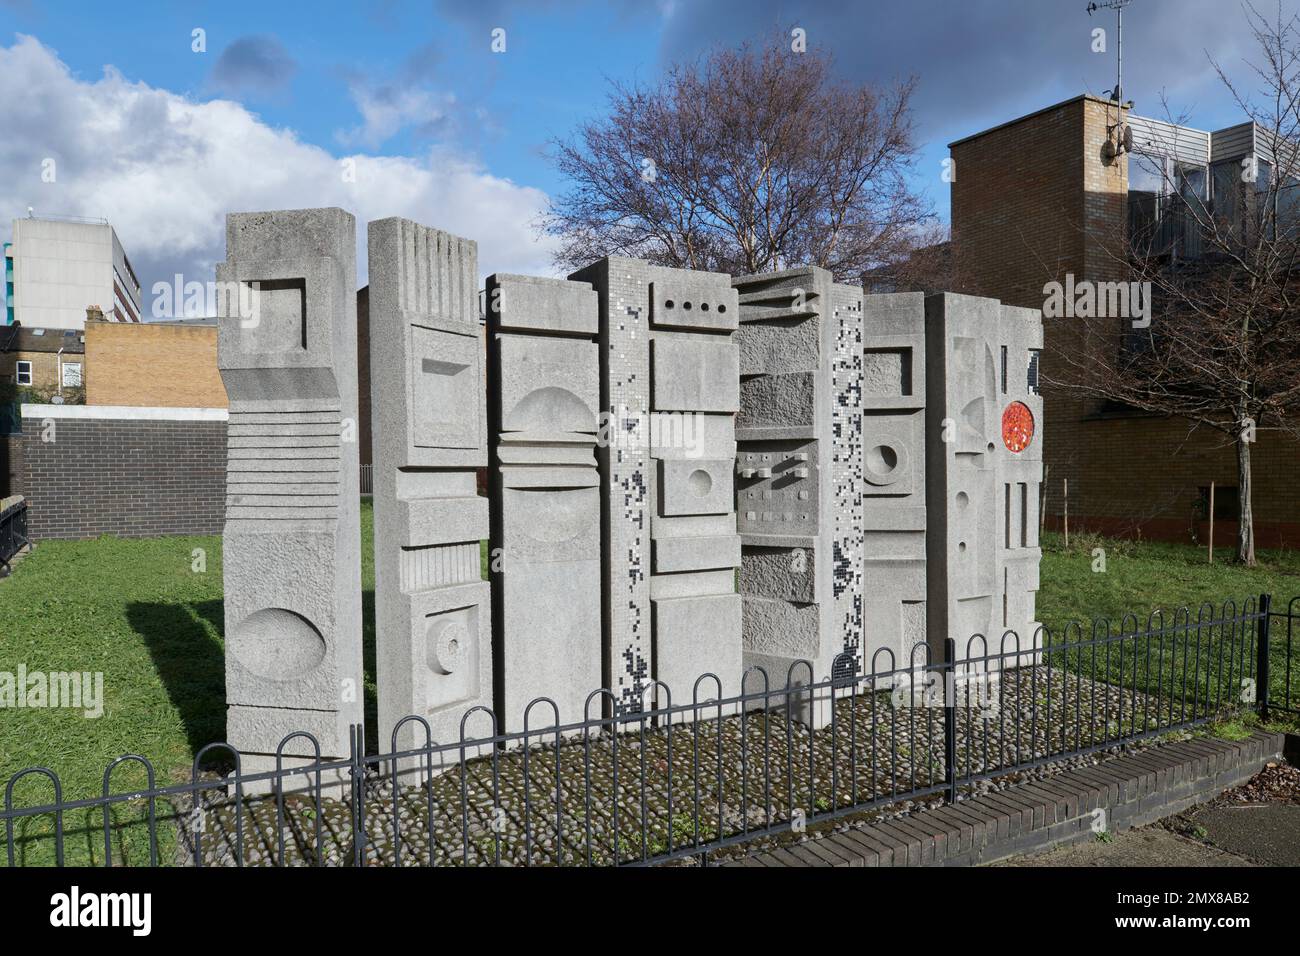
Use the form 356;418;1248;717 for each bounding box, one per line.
228;608;327;681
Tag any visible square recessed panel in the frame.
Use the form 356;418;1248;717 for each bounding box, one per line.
652;338;739;412
410;325;479;449
863;348;912;397
497;334;599;434
658;458;734;516
241;278;306;355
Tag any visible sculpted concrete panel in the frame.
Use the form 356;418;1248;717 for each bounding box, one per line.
217;207;363;776
733;267;863;725
487;273;602;732
369;218;492;763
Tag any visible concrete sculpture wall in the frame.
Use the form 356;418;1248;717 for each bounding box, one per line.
214;206;1043;748
923;294;1043;663
860;293;929;670
733;267;865;724
368;218;492;759
568;258;653;717
645;265;742;711
216;207;363;777
486;273;603;732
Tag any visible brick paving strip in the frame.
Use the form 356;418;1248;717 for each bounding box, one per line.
725;731;1286;867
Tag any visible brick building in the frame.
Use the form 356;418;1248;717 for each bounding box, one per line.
949;94;1300;547
83;318;227;408
0;324;85;395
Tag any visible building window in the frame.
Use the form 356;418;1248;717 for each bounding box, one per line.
15;360;32;386
61;362;82;387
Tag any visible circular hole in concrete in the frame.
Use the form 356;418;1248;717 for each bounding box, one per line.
665;299;674;308
688;469;712;496
956;491;969;508
866;444;898;477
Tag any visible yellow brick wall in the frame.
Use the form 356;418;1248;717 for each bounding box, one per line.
84;321;228;408
1;350;67;391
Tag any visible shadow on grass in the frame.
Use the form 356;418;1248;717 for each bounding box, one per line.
127;590;380;758
127;600;225;756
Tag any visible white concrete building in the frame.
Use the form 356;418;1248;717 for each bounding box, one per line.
6;217;142;330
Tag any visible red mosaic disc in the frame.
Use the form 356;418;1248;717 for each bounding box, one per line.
1002;401;1034;453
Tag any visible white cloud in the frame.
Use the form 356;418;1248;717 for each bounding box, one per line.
339;84;458;148
0;34;559;316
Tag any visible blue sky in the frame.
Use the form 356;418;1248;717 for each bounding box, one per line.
1;0;1295;310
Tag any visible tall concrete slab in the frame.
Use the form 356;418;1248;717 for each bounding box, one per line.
994;303;1044;658
734;267;864;724
216;207;363;778
860;293;928;672
646;265;742;711
568;258;653;717
368;218;492;762
486;273;602;732
923;293;1043;664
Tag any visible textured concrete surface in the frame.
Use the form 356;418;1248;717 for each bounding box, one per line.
216;207;363;771
733;267;864;727
368;218;491;763
487;273;602;732
923;293;1043;666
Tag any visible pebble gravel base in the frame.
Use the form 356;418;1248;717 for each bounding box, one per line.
173;667;1237;867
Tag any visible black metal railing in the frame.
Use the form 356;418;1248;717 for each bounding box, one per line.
0;594;1287;867
0;496;27;573
1267;596;1299;717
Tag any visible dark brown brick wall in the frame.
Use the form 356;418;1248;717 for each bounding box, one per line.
951;95;1300;545
1;434;21;499
21;416;226;540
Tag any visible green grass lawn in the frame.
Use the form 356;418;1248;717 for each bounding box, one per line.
1;509;1298;864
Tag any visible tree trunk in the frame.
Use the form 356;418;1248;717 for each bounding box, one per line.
1235;432;1256;566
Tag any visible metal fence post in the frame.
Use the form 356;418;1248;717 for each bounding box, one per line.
349;723;365;867
1256;593;1272;722
944;637;958;804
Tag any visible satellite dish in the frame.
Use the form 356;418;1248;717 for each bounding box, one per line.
1121;124;1134;153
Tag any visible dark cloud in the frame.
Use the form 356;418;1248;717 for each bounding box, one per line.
208;34;297;97
653;0;1298;148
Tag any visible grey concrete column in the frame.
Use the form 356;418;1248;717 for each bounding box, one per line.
368;218;492;764
645;265;742;714
485;274;602;733
216;207;364;780
923;294;1044;667
860;293;929;674
733;267;865;726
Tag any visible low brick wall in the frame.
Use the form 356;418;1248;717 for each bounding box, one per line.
730;731;1286;867
20;404;227;540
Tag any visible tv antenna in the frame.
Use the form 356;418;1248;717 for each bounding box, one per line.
1088;0;1135;160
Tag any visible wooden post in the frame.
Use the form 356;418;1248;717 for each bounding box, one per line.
1063;478;1069;549
1208;481;1215;565
1040;465;1050;542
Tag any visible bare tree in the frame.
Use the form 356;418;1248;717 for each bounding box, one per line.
1049;3;1300;566
542;38;930;277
